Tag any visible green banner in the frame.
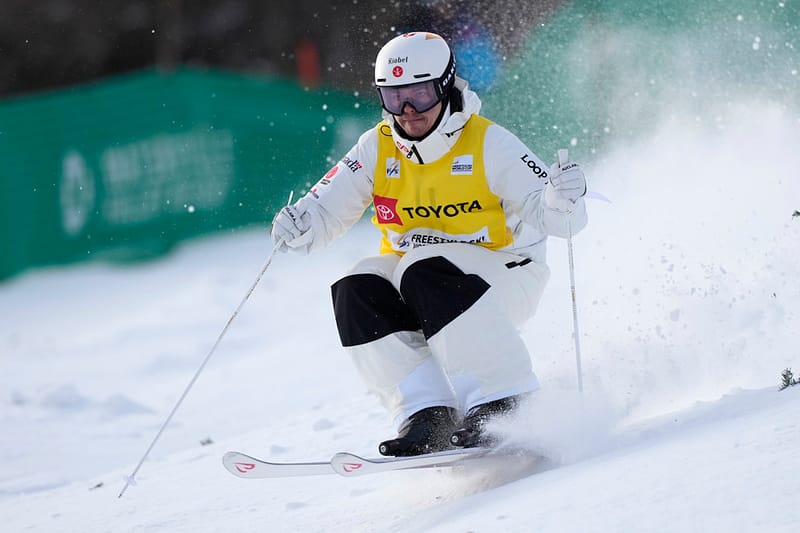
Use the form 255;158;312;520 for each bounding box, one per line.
0;68;378;280
4;1;797;281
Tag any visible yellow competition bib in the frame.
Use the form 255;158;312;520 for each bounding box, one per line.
372;115;512;254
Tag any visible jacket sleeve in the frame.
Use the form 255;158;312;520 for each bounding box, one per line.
483;124;587;239
293;127;377;252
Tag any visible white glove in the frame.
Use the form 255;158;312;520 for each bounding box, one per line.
545;149;587;212
270;200;313;254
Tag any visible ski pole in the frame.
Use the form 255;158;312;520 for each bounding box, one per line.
557;149;584;394
118;193;293;498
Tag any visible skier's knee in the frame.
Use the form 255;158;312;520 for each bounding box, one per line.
398;256;490;339
331;273;419;347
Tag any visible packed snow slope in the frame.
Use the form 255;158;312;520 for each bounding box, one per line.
1;102;799;531
2;2;800;530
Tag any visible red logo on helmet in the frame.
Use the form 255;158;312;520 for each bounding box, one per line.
392;66;404;78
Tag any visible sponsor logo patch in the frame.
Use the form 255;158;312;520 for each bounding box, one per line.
311;164;339;197
385;158;400;178
323;165;339;180
341;156;362;173
401;200;482;219
395;140;411;156
373;195;402;225
386;226;492;251
520;154;548;180
451;155;473;175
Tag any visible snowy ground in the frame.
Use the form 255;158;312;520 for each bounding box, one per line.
2;98;799;531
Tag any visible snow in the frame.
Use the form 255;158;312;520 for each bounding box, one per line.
2;97;800;533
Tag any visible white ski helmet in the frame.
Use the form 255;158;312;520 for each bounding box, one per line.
374;32;456;115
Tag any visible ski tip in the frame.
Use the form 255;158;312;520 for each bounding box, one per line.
222;451;258;478
223;451;245;461
222;451;338;479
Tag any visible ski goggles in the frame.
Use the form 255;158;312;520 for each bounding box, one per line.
377;80;443;115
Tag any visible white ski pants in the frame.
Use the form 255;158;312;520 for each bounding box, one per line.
331;243;549;428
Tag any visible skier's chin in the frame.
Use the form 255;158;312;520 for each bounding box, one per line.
398;117;432;138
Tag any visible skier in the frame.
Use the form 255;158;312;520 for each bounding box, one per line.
271;32;588;456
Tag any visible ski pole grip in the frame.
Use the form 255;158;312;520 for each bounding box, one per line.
557;148;569;167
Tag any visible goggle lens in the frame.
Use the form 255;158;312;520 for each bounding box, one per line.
378;81;441;115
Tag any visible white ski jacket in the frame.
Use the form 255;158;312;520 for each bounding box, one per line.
294;78;588;262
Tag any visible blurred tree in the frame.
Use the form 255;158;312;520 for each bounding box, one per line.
0;0;560;98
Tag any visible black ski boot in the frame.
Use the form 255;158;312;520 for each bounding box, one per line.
379;406;458;457
449;395;523;448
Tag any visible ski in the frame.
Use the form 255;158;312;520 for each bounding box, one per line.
330;448;491;477
222;451;335;479
222;448;494;479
